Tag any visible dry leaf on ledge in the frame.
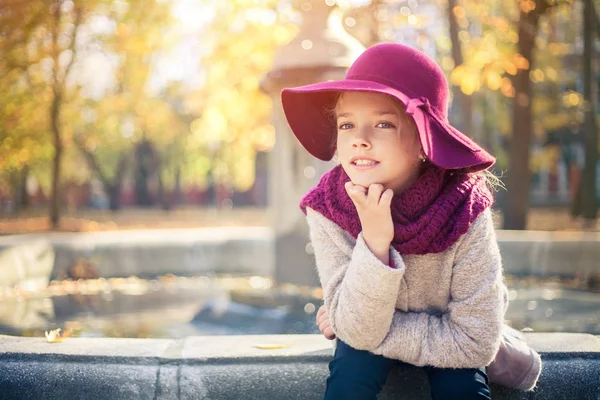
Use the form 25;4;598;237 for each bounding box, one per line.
45;328;72;343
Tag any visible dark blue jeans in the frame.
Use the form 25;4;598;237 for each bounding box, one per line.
324;339;492;400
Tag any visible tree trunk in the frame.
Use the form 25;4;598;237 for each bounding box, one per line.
74;138;128;212
10;166;29;213
50;92;62;229
571;176;583;216
581;0;598;221
447;0;474;139
110;152;128;212
49;0;68;230
158;174;171;211
502;3;546;230
47;0;81;227
19;166;29;209
107;184;121;212
174;166;182;206
134;140;156;207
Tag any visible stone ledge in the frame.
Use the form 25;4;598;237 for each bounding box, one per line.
1;333;599;399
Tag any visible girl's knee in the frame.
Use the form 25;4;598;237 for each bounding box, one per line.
330;339;394;374
427;367;491;400
325;340;394;400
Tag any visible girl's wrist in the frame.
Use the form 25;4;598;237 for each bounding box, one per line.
374;251;390;266
364;238;391;265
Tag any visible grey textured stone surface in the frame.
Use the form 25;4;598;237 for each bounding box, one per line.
0;361;159;400
179;363;327;400
0;333;599;399
529;358;600;399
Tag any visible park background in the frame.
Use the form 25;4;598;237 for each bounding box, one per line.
0;0;598;233
0;0;599;341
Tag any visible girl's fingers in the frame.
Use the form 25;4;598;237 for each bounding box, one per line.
367;184;384;205
317;311;330;327
345;181;367;205
319;319;335;338
316;306;335;340
317;305;326;317
346;181;392;209
318;318;330;331
316;305;326;324
317;306;335;339
379;188;394;207
323;327;336;340
345;181;367;195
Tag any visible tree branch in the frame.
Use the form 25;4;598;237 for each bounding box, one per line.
61;3;83;84
50;0;60;93
73;134;110;187
592;2;600;38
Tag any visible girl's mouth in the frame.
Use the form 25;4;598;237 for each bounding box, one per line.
351;159;380;170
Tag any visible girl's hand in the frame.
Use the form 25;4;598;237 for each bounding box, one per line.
344;181;394;263
316;305;336;340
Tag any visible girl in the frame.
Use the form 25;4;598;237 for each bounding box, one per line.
280;43;541;399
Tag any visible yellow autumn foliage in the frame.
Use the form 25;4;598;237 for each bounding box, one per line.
189;0;298;191
438;0;579;142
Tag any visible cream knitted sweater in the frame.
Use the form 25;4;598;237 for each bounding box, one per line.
306;207;509;369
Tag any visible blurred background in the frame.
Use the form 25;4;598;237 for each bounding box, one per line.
0;0;599;341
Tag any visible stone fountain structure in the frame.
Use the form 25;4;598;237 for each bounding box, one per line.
260;0;364;286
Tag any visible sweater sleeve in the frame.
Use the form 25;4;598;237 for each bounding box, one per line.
371;209;508;368
306;207;406;350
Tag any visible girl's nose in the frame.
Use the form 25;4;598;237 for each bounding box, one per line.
351;130;371;149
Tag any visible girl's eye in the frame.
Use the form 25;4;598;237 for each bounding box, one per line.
377;122;396;129
338;123;354;130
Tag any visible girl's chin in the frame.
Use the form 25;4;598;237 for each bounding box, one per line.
343;167;385;188
348;175;401;192
348;177;378;188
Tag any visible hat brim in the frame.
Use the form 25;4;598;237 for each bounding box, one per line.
281;79;495;172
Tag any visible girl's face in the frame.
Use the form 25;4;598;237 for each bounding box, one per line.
335;91;422;194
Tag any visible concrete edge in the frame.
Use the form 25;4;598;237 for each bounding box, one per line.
1;333;600;400
1;333;599;362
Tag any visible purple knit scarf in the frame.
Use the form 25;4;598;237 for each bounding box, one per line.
300;164;494;255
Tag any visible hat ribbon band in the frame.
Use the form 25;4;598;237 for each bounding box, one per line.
405;97;431;115
405;96;480;153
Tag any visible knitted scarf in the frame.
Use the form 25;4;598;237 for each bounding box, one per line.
300;164;494;255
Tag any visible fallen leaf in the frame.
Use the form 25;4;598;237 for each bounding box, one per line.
254;343;293;350
45;328;71;343
45;328;62;343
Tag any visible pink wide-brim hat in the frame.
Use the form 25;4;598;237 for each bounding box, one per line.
281;43;495;172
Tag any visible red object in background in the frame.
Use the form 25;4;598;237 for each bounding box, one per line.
120;183;135;206
569;165;582;201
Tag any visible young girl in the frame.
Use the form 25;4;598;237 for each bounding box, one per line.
281;43;540;399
